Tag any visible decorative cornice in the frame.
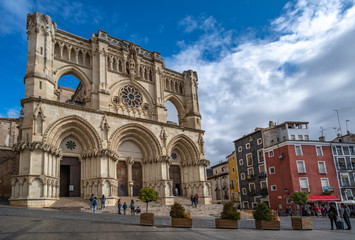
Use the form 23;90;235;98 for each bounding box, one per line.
13;141;62;157
81;148;119;161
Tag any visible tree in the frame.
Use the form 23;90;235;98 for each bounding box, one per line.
138;188;159;213
253;202;272;221
220;202;241;220
290;192;309;217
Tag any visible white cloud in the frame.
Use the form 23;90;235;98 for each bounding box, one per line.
166;0;355;165
7;108;20;118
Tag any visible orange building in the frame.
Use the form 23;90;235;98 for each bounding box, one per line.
227;151;240;202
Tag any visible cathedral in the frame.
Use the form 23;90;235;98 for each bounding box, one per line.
7;12;212;207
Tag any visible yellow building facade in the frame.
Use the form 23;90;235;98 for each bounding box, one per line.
227;151;240;202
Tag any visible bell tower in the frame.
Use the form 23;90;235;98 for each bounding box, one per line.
183;70;201;129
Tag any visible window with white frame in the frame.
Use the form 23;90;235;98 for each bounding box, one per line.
247;167;254;176
341;173;350;186
345;189;353;200
316;146;323;156
269;150;274;157
299;177;309;192
318;161;327;174
271;185;277;191
304;135;309;140
336;146;343;155
291;135;296;140
246;153;253;166
249;183;256;192
286;198;292;204
349;146;355;155
321;178;330;191
258;149;264;163
241;173;245;180
252;202;257;208
260;181;267;189
259;164;265;174
242;188;247;195
296;160;306;173
298;135;303;140
295;145;303;156
238;146;242;152
269;167;276;174
239;159;243;165
257;138;262;145
246;143;250;149
243;201;249;209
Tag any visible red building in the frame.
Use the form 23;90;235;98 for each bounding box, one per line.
264;141;340;212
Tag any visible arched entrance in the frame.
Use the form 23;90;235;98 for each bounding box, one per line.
169;165;181;196
60;157;80;197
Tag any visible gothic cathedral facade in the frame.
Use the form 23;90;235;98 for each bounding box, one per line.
9;12;212;207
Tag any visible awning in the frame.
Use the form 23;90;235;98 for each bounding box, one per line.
342;200;355;205
308;194;340;202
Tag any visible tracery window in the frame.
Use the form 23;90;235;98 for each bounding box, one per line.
120;86;142;108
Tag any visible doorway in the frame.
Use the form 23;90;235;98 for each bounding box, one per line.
169;165;181;196
60;157;80;197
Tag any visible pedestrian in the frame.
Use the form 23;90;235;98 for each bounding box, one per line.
135;206;141;214
190;195;194;206
117;199;122;214
175;187;179;196
123;202;127;215
315;205;320;217
328;204;338;230
286;206;292;216
100;194;106;209
130;199;135;215
93;197;98;213
90;194;94;209
341;204;352;230
194;195;198;207
321;206;325;217
195;193;199;205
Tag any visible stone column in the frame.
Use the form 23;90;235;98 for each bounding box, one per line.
126;157;134;197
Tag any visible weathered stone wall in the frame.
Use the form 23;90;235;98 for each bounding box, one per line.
0;149;19;199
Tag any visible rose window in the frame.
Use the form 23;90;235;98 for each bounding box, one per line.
120;86;142;108
66;140;76;150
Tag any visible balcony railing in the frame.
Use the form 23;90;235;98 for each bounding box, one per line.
339;164;346;170
260;188;268;196
342;181;351;187
249;190;257;196
323;186;334;194
247;175;255;181
259;172;267;179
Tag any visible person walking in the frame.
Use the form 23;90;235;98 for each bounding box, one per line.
175;187;179;196
100;195;106;210
195;193;199;206
328;204;338;230
315;205;320;217
341;204;352;230
130;199;135;215
117;199;122;214
93;197;98;213
123;202;127;215
90;194;94;209
190;195;194;206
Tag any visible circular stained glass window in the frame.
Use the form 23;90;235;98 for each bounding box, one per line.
171;152;177;160
66;140;76;150
119;86;142;108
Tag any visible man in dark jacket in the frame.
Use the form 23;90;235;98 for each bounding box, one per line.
328;204;338;230
341;204;352;230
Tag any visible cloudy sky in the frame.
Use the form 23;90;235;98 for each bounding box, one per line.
0;0;354;165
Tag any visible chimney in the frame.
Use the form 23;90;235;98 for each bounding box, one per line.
319;136;325;142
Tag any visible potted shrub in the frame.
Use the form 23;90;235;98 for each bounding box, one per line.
170;202;192;228
138;188;159;226
253;202;280;230
215;201;241;229
290;192;312;230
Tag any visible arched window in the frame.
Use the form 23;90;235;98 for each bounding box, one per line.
166;100;179;125
57;74;85;106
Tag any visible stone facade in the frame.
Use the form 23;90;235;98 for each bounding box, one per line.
9;12;212;207
208;161;230;204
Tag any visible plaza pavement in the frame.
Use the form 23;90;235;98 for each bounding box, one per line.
0;204;354;240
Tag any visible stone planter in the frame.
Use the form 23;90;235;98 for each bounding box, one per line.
171;218;192;228
255;220;280;230
215;219;238;229
140;213;154;226
291;217;313;230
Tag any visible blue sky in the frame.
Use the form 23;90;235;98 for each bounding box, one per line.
1;0;355;165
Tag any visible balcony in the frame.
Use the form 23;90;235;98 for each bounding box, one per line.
259;172;267;179
339;164;346;170
247;175;255;181
249;190;257;196
342;181;351;187
260;188;268;196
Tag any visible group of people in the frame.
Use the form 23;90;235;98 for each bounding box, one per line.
190;193;199;207
328;204;352;230
89;194;106;213
117;199;141;215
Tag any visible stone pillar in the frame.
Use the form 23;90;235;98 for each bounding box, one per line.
126;157;134;197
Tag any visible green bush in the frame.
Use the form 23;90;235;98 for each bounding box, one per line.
290;192;309;206
138;188;159;213
170;202;190;218
253;202;272;221
220;202;241;220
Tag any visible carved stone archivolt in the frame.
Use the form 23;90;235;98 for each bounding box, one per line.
13;141;63;157
81;148;119;161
